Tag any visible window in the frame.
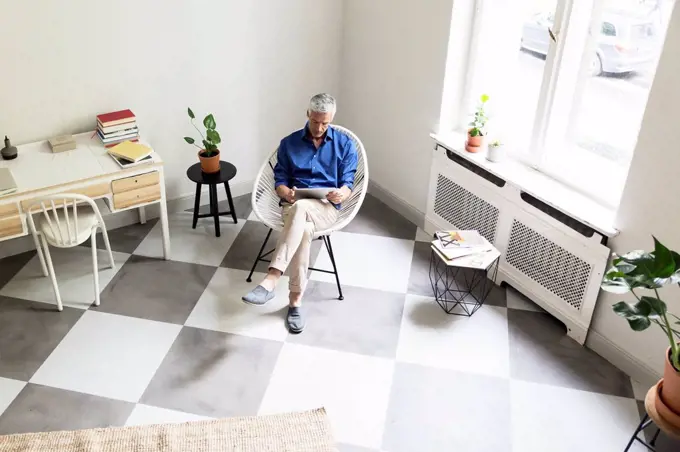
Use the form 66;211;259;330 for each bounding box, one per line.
458;0;673;208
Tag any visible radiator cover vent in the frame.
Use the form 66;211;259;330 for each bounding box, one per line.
506;220;591;310
433;174;499;243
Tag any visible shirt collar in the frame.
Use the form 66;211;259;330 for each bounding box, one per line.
302;123;334;142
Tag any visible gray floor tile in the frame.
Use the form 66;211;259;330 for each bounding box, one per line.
0;384;134;435
383;362;511;452
287;281;405;358
96;255;216;325
342;194;417;240
0;296;84;381
141;327;282;418
188;193;252;220
0;251;35;291
508;309;634;398
82;219;158;254
220;220;322;274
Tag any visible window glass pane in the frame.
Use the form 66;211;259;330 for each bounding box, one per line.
541;0;673;207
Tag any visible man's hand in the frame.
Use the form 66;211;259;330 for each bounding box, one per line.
276;185;296;204
327;186;351;205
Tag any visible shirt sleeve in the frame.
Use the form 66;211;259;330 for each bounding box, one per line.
274;140;291;189
339;139;359;190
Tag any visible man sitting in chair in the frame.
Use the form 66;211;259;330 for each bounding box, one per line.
242;93;358;333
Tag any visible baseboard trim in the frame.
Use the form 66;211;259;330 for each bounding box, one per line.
0;179;253;259
586;328;661;385
367;181;426;229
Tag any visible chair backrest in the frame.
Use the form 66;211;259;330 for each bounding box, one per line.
26;193;105;246
251;125;369;233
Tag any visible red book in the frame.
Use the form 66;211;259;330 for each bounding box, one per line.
97;109;136;127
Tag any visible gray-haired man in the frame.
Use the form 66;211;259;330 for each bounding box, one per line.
242;94;358;333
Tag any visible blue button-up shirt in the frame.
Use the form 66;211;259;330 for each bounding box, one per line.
274;125;358;207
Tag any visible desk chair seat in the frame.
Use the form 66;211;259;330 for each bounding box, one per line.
27;194;115;311
247;125;368;299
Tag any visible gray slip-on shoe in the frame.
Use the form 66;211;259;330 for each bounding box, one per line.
286;306;305;334
242;285;275;306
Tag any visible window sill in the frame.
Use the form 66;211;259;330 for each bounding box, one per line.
430;131;619;238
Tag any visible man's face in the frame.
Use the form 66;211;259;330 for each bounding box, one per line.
307;110;333;138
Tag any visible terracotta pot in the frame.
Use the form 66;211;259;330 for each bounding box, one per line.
467;130;484;148
655;379;680;430
465;144;482;153
661;347;680;414
198;149;220;174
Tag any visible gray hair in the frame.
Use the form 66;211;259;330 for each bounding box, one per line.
308;93;336;115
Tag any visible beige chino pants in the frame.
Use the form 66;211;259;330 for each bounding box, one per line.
269;199;338;293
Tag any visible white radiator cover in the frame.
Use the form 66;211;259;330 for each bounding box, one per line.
425;148;610;344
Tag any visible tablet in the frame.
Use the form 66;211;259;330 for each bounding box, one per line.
294;187;336;200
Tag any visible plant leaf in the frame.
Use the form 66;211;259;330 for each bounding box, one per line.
652;236;676;278
206;129;221;145
480;94;489;103
203;114;216;130
183;137;195;144
641;296;667;316
187;108;195;119
612;300;653;331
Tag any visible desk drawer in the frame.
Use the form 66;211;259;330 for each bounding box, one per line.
112;171;159;194
113;184;161;210
0;202;19;218
21;183;110;210
0;216;24;239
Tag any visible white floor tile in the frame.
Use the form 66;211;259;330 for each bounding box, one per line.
247;211;260;222
415;228;432;243
397;294;510;378
30;311;181;403
510;380;645;452
0;377;26;416
133;212;244;267
311;232;414;293
0;248;129;310
125;404;213;426
185;268;290;341
258;343;394;449
506;287;545;313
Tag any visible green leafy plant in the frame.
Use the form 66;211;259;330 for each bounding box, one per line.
183;108;221;157
468;94;490;137
601;237;680;371
489;140;502;147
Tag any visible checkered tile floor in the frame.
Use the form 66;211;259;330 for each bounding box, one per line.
0;193;678;451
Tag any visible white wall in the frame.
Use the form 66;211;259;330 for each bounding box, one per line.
337;0;455;216
591;1;680;378
0;0;342;201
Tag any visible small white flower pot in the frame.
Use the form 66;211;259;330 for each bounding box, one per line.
487;145;503;163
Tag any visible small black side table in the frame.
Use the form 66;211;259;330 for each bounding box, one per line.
186;161;238;237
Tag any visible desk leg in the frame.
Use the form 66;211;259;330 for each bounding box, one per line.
138;207;147;224
159;169;171;260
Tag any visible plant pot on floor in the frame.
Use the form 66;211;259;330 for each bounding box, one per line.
199;149;220;174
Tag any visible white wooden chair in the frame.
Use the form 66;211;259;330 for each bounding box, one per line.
26;194;115;311
246;125;368;300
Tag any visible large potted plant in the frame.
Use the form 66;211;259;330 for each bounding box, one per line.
183;108;221;174
602;237;680;428
466;94;489;153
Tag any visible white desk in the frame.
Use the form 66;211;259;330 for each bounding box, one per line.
0;132;170;258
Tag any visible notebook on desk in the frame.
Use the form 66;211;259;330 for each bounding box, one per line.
0;168;17;197
108;140;153;163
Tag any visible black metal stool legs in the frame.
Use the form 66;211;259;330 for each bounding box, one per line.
191;183;202;229
624;413;662;451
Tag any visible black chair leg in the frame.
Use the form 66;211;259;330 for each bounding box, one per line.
323;235;343;300
247;228;273;282
224;182;237;224
209;184;220;237
192;183;202;229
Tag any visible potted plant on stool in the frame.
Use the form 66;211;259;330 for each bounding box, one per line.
184;108;221;174
602;237;680;429
466;94;489;153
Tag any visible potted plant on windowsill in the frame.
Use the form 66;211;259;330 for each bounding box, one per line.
602;237;680;429
184;108;221;174
487;139;504;163
466;94;489;153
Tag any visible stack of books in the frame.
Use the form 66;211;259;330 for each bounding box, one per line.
96;109;139;148
432;230;492;261
107;140;154;168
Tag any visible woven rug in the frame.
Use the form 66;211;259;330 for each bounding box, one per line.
0;408;337;452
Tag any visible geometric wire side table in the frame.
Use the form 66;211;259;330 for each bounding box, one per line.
429;238;501;317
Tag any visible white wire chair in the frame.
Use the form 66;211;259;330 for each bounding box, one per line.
26;193;115;311
247;125;368;300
